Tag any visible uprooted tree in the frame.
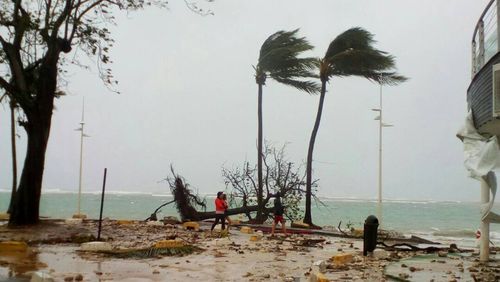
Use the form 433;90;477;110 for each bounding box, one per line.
164;167;268;222
164;144;319;224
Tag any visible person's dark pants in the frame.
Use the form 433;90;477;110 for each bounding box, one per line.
211;214;226;230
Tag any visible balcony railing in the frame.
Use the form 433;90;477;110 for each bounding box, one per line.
472;0;500;78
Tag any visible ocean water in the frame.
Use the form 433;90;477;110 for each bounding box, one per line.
1;191;500;246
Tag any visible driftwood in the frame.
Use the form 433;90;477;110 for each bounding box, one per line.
377;242;471;253
290;238;326;247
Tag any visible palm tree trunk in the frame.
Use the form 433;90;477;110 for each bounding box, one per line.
7;101;17;214
256;82;264;222
304;80;327;225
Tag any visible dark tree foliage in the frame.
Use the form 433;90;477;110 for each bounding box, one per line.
0;0;212;225
222;143;318;223
166;167;207;222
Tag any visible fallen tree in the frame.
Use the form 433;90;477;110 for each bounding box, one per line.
160;144;319;224
164;167;273;221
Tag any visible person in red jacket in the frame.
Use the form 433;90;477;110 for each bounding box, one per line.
211;191;226;233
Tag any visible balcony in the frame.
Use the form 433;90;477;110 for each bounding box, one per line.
468;0;500;136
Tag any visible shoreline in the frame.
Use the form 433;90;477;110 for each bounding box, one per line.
0;191;493;203
1;193;497;244
1;216;493;248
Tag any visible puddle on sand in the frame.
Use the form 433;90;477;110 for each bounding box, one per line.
384;253;482;281
2;245;172;281
0;249;47;281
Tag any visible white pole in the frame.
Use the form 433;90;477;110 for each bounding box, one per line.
478;20;485;68
497;0;500;56
480;178;490;262
472;40;476;79
378;84;383;225
77;99;85;216
378;84;383;204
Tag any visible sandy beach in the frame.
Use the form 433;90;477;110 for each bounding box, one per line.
0;219;499;282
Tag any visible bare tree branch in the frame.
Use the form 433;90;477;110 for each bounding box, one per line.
0;76;16;94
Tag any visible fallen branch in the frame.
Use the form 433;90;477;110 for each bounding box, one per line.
337;221;348;236
86;245;202;258
145;199;176;221
377;242;470;253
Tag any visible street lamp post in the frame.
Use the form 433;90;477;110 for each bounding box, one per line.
371;84;393;225
73;98;89;219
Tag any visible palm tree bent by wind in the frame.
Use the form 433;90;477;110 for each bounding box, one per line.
303;27;407;226
254;29;319;222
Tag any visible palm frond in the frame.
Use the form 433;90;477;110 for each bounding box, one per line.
259;29;313;67
256;29;319;92
378;72;408;85
271;68;319;81
97;245;202;258
325;27;375;60
272;77;320;94
323;27;407;85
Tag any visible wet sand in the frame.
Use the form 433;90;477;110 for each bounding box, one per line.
0;219;499;281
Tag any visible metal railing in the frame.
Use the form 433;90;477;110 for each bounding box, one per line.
472;0;500;78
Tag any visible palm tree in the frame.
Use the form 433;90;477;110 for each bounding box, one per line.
303;27;407;226
254;29;319;222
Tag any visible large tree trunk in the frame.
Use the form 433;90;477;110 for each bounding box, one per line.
9;56;57;226
256;82;264;222
304;80;327;225
9;116;52;225
7;101;17;214
181;205;272;221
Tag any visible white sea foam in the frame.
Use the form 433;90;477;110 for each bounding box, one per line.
316;196;463;204
63;190;156;195
432;229;476;238
42;189;74;194
151;194;172;197
101;190;153;195
490;231;500;240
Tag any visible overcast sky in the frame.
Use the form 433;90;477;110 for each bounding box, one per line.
0;0;491;201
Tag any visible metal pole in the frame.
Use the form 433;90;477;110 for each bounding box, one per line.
378;84;382;205
478;20;485;68
97;168;107;240
472;40;477;79
377;84;383;226
480;178;490;262
77;123;84;214
77;99;85;216
497;0;500;56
